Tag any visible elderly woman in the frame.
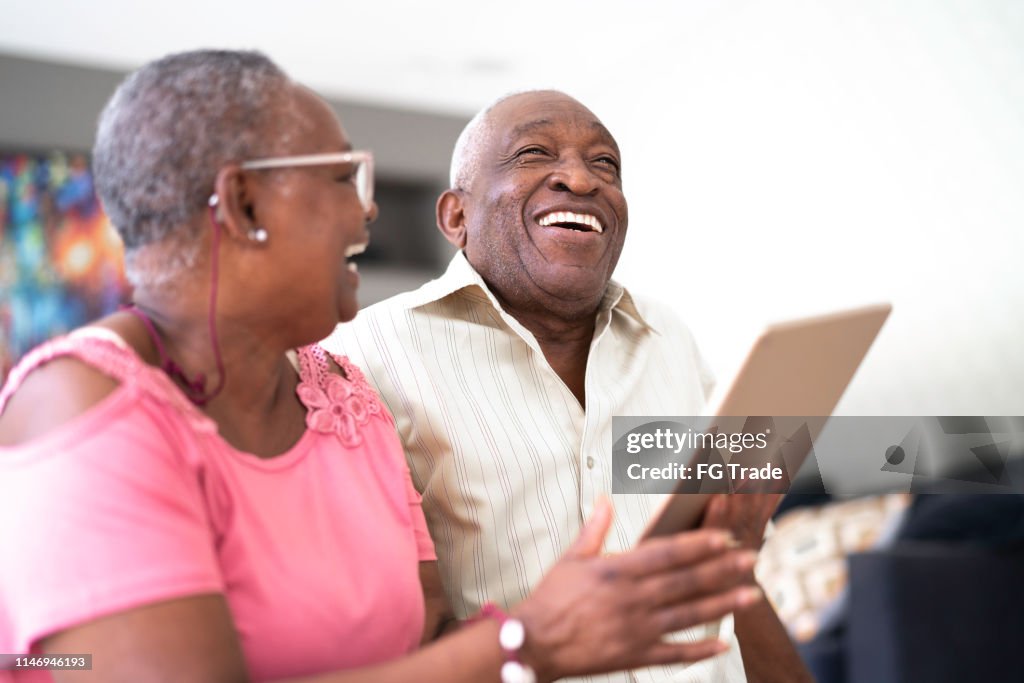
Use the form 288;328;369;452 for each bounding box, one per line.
0;51;760;682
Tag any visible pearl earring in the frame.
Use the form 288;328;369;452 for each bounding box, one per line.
209;194;265;242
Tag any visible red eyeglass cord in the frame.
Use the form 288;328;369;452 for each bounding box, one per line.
123;202;226;406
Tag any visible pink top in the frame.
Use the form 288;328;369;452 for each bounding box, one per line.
0;328;436;682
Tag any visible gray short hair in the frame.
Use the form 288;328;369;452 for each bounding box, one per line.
93;50;291;285
449;90;544;190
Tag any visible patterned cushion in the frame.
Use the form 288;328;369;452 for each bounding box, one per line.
756;494;911;641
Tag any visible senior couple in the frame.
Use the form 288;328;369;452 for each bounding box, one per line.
0;50;810;683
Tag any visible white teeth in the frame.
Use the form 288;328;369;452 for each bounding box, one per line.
537;211;604;233
345;243;367;258
347;262;358;273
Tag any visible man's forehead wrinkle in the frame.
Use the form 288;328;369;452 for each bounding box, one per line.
505;118;554;144
501;117;619;151
451;89;617;189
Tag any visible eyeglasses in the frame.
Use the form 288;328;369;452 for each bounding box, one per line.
240;151;375;212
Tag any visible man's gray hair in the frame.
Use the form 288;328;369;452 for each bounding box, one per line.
449;90;545;191
93;50;291;286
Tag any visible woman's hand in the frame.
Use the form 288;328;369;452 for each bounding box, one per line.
511;498;762;682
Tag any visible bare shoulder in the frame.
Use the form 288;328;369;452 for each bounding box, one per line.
0;315;150;447
0;355;122;446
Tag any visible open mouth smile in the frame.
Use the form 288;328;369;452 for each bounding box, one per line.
536;210;604;234
344;241;367;273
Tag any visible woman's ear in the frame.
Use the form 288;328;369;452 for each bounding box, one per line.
436;189;468;249
212;165;261;242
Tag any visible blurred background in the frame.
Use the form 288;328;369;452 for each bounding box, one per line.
1;0;1022;410
2;3;1023;679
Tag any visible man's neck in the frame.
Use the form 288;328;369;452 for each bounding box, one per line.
494;293;600;409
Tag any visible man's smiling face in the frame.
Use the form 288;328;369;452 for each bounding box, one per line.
459;91;628;315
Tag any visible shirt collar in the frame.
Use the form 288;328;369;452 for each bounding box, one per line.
401;251;659;334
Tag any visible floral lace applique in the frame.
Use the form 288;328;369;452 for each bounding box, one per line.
295;347;384;448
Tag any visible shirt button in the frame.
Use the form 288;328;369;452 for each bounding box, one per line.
586;456;595;469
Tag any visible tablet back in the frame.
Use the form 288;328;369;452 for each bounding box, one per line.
640;303;891;540
708;303;892;417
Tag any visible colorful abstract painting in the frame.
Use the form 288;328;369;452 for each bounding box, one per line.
0;152;128;380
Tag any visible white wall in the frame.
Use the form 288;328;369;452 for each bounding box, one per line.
596;0;1023;414
3;1;1019;414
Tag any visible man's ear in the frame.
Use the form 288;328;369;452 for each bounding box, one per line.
436;189;468;249
212;165;259;242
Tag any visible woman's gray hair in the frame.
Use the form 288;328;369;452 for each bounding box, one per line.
92;50;291;286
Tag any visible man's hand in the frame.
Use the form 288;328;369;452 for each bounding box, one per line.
701;493;815;683
701;493;783;551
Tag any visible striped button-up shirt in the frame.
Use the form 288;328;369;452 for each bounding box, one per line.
324;251;746;682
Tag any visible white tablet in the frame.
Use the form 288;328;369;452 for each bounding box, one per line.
640;303;892;540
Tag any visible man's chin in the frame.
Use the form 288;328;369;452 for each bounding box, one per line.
531;266;611;306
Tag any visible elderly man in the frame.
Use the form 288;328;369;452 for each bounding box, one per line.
325;90;809;683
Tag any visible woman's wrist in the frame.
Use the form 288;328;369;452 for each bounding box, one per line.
507;602;557;683
472;603;550;683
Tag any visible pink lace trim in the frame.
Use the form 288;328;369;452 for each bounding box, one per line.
295;345;387;448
